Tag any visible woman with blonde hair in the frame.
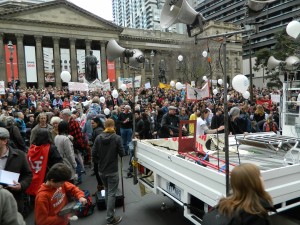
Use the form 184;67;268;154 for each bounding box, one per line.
202;163;275;225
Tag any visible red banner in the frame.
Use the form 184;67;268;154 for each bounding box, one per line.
5;45;19;82
107;60;116;82
256;99;272;110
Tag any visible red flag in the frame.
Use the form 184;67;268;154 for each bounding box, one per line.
26;144;50;195
256;99;272;110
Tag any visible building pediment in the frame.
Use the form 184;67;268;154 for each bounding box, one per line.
0;0;122;31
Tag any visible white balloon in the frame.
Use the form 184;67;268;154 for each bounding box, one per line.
104;108;110;115
242;91;250;99
178;55;183;61
227;95;231;100
175;82;183;90
202;51;208;58
213;89;218;95
170;81;175;87
60;71;71;82
218;79;223;85
100;96;105;103
203;76;208;81
227;83;229;88
112;90;119;98
232;74;249;93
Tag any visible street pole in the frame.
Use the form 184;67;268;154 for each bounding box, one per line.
151;50;155;86
248;34;253;102
8;41;14;90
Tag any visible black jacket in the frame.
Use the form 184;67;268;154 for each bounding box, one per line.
161;113;180;136
4;147;33;212
91;126;103;143
92;132;125;174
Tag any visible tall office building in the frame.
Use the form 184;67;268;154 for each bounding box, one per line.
112;0;204;34
195;0;300;75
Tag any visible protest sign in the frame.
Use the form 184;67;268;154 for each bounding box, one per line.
68;82;89;92
186;83;210;100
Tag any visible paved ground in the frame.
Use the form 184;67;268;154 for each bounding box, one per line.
25;155;300;225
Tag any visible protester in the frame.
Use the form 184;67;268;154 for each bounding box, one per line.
92;119;124;225
119;105;133;155
202;163;275;225
196;109;224;136
30;112;53;144
34;163;87;225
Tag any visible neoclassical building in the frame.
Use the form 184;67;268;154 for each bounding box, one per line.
0;0;242;88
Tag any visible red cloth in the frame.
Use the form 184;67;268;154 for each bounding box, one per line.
256;99;272;110
26;144;50;195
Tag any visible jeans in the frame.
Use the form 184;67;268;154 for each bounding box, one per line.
100;172;119;223
120;128;132;155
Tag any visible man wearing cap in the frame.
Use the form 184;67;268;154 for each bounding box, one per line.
161;106;186;137
0;127;32;214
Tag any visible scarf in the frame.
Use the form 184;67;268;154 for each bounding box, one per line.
104;128;115;133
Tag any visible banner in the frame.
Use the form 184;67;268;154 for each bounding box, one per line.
60;48;71;75
43;47;55;83
24;46;37;82
159;82;171;89
145;82;151;89
107;60;116;82
92;50;101;81
118;75;141;88
0;81;5;95
186;82;210;100
5;44;19;83
88;79;110;91
256;99;272;110
77;49;85;82
270;94;280;103
68;82;89;92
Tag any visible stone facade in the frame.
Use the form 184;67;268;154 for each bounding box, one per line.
0;0;242;88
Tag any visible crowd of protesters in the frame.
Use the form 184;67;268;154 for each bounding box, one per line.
0;82;284;224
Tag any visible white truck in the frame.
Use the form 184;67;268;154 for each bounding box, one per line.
135;132;300;224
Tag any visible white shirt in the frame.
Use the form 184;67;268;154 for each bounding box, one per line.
196;117;207;136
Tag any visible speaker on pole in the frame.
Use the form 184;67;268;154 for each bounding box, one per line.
106;39;134;61
245;0;278;17
129;49;145;68
160;0;206;37
267;56;286;70
285;56;300;71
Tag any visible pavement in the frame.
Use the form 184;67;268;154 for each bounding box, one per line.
25;155;193;225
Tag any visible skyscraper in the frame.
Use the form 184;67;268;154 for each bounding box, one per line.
112;0;203;34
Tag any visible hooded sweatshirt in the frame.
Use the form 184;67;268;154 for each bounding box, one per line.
92;131;124;174
35;181;84;225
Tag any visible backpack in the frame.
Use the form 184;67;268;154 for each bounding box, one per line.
74;190;95;217
265;122;277;132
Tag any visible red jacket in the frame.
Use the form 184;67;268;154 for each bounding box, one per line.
35;181;84;225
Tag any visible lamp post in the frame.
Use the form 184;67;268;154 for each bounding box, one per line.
7;41;14;89
150;50;155;86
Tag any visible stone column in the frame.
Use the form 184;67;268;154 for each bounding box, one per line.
0;33;7;84
35;35;44;88
100;41;107;81
69;38;77;82
53;37;61;88
85;39;91;54
16;34;26;88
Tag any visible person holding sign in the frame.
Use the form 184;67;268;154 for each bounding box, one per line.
0;127;32;214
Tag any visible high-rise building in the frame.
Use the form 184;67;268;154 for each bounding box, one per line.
195;0;300;76
112;0;203;34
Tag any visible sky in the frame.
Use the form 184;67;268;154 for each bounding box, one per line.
68;0;113;21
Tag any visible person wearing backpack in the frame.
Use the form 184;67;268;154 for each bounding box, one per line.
263;115;279;133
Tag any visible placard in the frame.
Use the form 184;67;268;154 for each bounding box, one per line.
68;82;89;92
43;47;55;82
24;46;37;82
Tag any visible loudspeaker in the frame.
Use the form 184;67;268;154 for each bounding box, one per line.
285;56;300;71
245;0;277;16
129;49;145;67
160;0;205;37
267;56;286;70
106;39;134;61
